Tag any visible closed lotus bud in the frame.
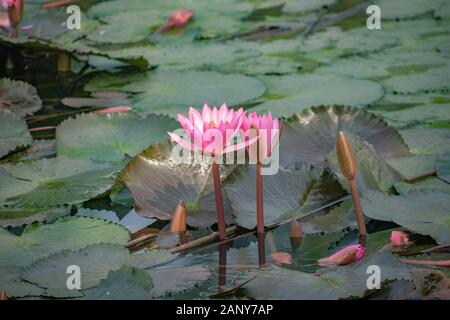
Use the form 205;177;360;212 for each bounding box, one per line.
336;131;357;180
317;244;366;266
6;0;23;26
289;219;303;238
270;252;293;266
390;231;410;247
0;288;7;300
170;200;186;233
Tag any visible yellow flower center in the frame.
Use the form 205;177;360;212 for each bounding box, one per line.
209;121;217;128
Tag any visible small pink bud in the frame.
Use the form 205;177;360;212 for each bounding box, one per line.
390;231;410;247
158;9;194;33
94;106;132;114
270;252;293;266
317;244;366;266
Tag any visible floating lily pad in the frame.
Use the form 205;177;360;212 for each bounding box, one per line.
375;0;443;20
0;110;32;158
86;70;266;117
78;208;155;233
362;190;450;244
0;216;130;268
243;251;409;299
224;166;346;229
394;177;450;194
21;244;130;297
0;207;70;228
400;128;450;155
382;67;450;94
387;155;437;181
56;113;177;162
81;266;153;300
0;78;42;116
148;265;211;297
281;0;336;13
251;75;383;118
20;139;57;161
302;200;357;233
376;104;450;127
87;11;166;44
278;105;410;168
0;266;44;298
0;157;120;208
119;142;233;228
436;157;450;183
411;268;450;300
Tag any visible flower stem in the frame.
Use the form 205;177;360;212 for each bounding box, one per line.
349;178;367;236
212;161;227;240
256;160;264;235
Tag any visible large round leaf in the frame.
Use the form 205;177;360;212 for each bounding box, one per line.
223;166;346;229
362;190;450;244
21;244;129;298
119;142;233;227
251;75;383;118
0;207;70;228
278;105;410;167
81;266;153;300
0;216;130;268
86;70;266;117
0;78;42;116
0;157;120;208
375;0;443;20
56;113;177;162
243;251;409;299
0;110;32;158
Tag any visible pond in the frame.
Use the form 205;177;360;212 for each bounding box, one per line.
0;0;449;300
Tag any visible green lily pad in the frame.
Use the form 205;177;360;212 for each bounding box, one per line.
81;266;153;300
0;207;70;228
243;251;409;299
86;70;266;118
0;216;129;268
375;0;443;20
436;157;450;183
0;110;32;158
56;113;177;162
279;105;410;168
119;142;234;228
87;11;166;44
400;128;450;155
0;78;42;116
0;266;44;298
21;244;129;297
20;139;57;161
314;51;448;80
148;265;211;298
387;155;437;181
251;74;383;118
223;166;346;229
302;200;357;233
382;67;450;94
375;104;450;128
0;157;120;208
394;177;450;194
362;190;450;244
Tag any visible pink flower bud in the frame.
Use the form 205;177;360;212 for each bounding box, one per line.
390;231;410;247
317;244;366;266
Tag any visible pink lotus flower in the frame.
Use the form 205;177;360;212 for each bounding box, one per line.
317;244;366;266
158;9;194;33
242;112;281;160
1;0;15;8
168;103;255;157
390;231;410;247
